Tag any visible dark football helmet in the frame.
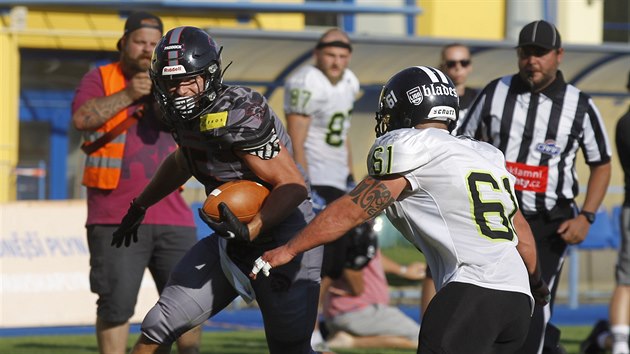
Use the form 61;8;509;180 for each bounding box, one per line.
150;26;223;122
375;66;459;137
344;220;378;271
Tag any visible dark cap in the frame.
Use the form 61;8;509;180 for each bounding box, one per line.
517;20;561;50
116;11;163;51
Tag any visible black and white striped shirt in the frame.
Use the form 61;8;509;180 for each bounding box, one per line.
457;71;611;213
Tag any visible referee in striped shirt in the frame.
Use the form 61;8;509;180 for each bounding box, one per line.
458;20;612;354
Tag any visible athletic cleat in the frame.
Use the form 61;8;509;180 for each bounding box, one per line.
312;341;335;354
580;320;609;354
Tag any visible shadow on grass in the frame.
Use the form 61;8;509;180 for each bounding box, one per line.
12;342;98;353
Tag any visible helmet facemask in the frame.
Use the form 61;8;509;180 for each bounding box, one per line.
152;61;221;123
150;26;225;125
375;91;389;137
374;111;390;138
374;86;412;137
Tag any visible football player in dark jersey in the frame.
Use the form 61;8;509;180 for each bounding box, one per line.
111;26;323;354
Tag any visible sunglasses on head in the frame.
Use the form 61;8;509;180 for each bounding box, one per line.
445;59;471;69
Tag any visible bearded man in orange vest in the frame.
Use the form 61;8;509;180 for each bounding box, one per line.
71;12;201;354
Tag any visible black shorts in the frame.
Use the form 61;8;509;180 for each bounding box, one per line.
87;224;197;323
419;282;531;354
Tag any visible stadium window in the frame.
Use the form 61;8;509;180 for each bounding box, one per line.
305;0;339;27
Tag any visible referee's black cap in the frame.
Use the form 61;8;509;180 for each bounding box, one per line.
517;20;561;50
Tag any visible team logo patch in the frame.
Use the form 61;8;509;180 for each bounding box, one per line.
200;111;228;131
406;86;423;105
536;140;562;156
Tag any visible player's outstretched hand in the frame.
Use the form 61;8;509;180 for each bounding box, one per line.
111;200;146;248
249;246;296;280
531;278;551;306
198;202;251;242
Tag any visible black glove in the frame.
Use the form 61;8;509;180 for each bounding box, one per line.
111;200;147;248
198;202;251;242
531;277;551;306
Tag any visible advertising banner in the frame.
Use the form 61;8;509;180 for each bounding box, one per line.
0;200;158;328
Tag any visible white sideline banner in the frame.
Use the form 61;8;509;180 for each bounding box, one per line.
0;200;158;328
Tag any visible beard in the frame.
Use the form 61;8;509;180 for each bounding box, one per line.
122;52;152;73
521;70;542;92
520;68;556;93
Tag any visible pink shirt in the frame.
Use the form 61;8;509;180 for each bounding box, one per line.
324;251;390;319
72;66;194;227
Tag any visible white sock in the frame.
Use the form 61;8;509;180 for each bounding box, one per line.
611;325;630;354
311;329;325;346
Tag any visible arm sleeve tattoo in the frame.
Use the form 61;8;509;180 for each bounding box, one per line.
348;177;395;217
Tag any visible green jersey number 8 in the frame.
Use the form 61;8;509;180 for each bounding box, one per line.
326;110;351;147
326;111;351;146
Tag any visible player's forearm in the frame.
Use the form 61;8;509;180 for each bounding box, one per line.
72;90;135;131
380;254;401;274
342;268;365;296
286;114;310;172
346;138;353;174
292;149;309;174
251;183;308;237
286;177;402;258
514;210;540;281
286;195;368;255
581;162;611;212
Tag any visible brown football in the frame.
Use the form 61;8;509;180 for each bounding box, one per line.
202;180;270;223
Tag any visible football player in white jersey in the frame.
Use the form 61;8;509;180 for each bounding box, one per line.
255;66;550;354
284;28;360;352
284;28;359;195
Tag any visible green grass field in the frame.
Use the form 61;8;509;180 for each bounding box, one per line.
1;245;595;353
0;325;592;354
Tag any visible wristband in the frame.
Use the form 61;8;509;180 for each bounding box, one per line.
579;210;596;224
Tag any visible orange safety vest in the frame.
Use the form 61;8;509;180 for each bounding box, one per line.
82;62;129;189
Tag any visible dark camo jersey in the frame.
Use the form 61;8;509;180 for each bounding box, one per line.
173;84;315;256
174;86;295;191
143;86;321;353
